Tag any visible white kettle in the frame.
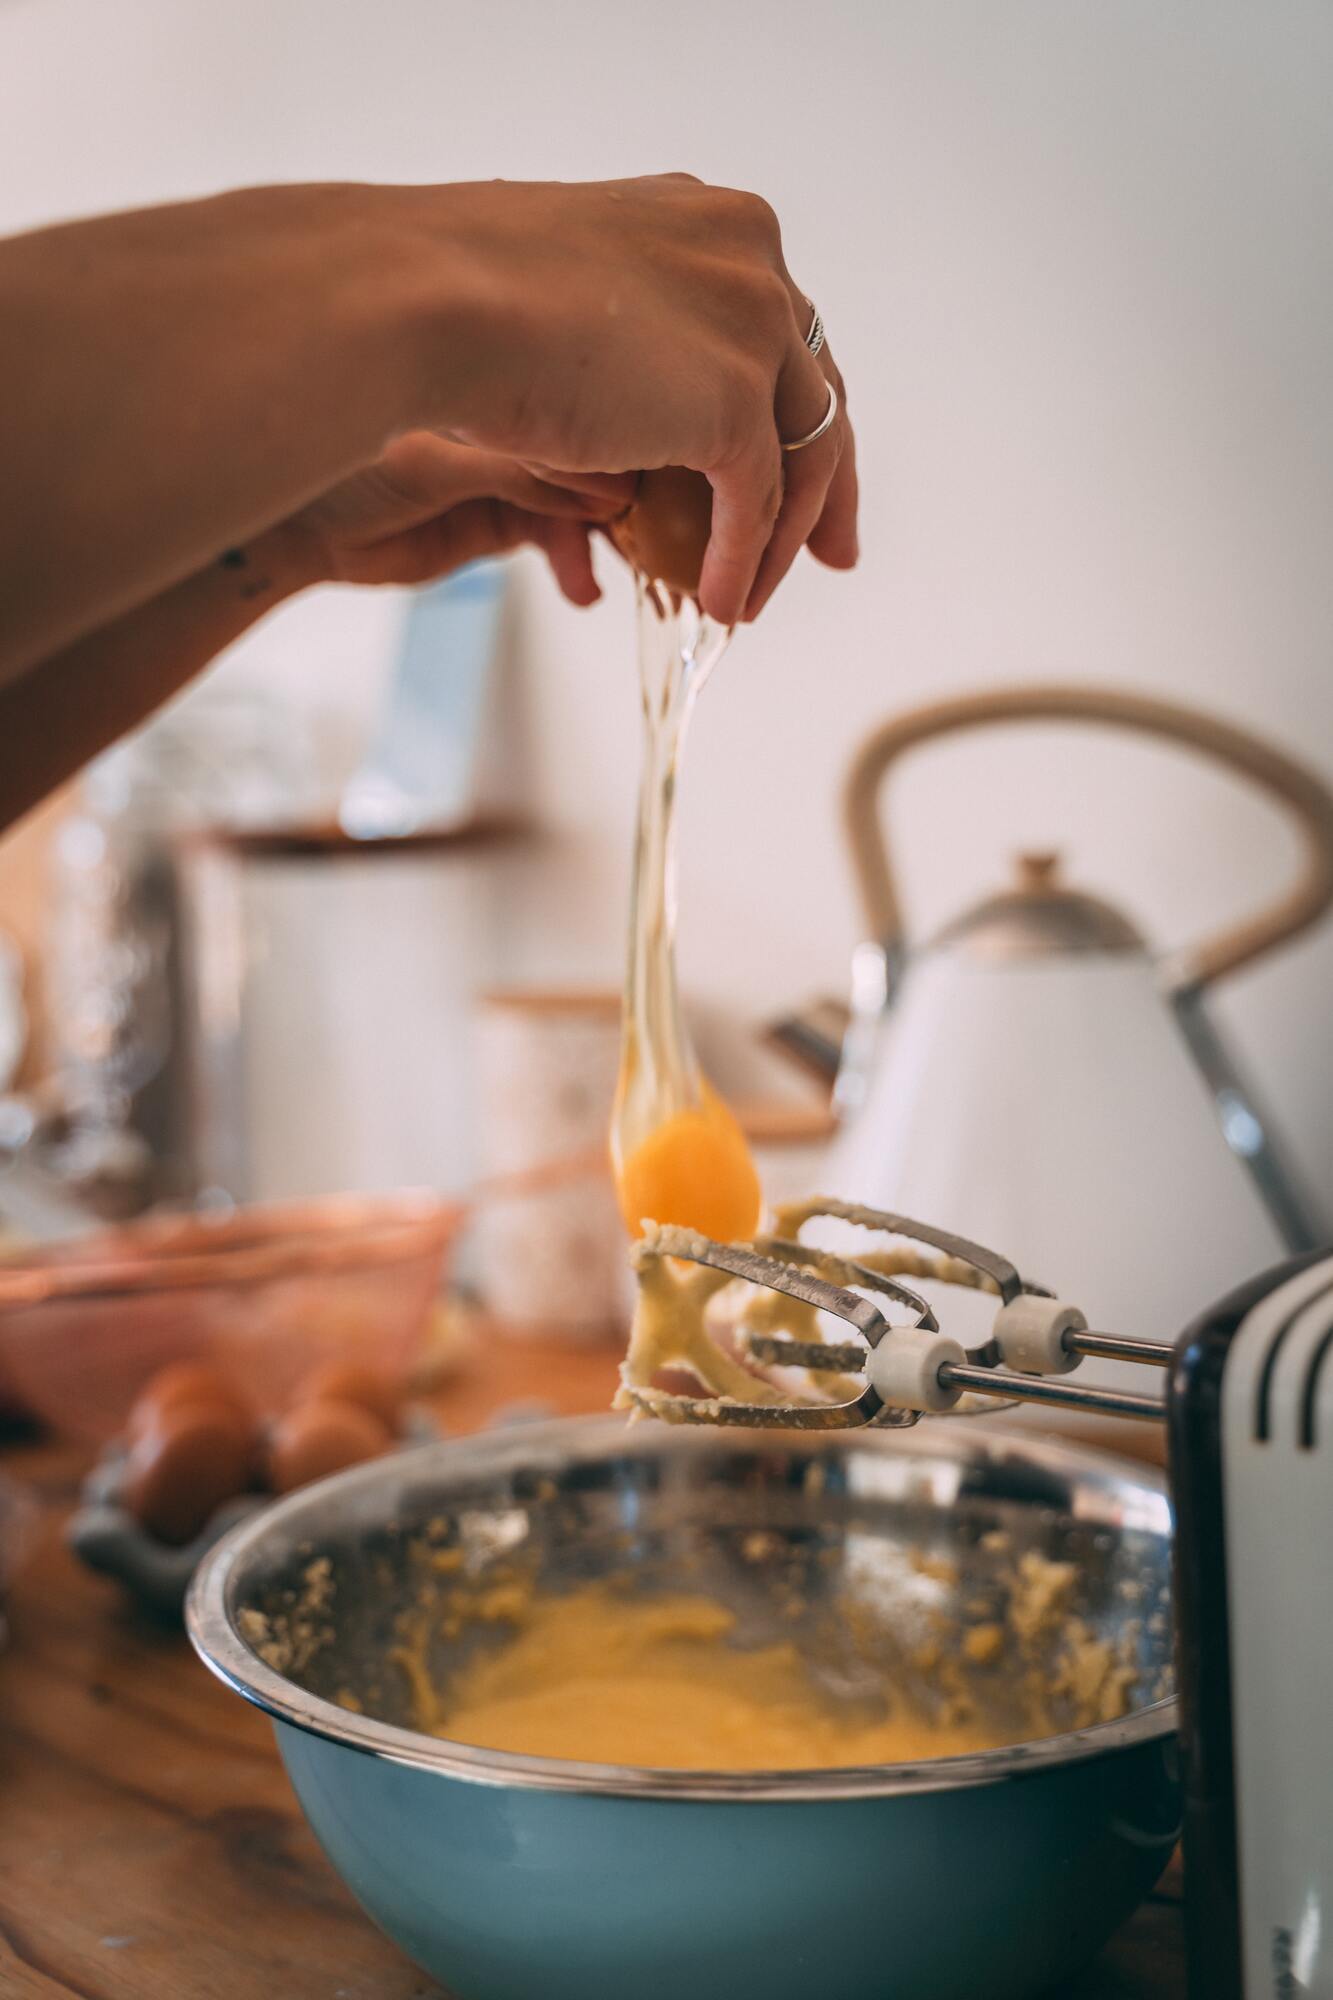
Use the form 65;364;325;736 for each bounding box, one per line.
824;685;1333;1365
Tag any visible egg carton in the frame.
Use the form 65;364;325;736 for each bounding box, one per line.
67;1407;443;1619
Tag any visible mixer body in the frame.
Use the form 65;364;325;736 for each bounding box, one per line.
1169;1248;1333;2000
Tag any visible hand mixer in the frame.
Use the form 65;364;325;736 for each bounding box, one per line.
621;1198;1333;2000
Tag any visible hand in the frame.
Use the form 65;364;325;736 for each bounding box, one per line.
415;174;858;624
277;432;636;605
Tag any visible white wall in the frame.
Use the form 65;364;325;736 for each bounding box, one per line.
2;0;1331;1200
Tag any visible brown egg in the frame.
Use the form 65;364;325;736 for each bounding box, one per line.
608;467;712;597
127;1360;253;1442
266;1399;392;1496
294;1360;401;1433
123;1401;255;1546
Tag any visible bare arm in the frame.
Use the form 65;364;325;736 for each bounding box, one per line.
0;185;438;685
0;534;302;831
0;434;620;834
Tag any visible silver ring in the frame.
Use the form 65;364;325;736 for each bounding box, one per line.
803;297;826;360
782;379;838;453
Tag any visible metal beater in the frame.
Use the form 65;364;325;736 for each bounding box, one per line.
619;1197;1170;1431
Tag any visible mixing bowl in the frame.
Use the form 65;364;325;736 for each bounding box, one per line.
188;1417;1179;2000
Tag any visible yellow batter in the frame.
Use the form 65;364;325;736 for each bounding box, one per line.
417;1581;999;1770
370;1516;1141;1771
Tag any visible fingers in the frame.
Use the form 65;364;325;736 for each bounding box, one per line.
444;507;597;606
698;432;783;627
807;403;859;571
439;503;599;604
697;283;802;623
743;350;856;618
375;434;627;525
501;465;629;520
698;280;857;624
532;515;602;605
338;497;601;605
742;378;839;622
726;329;835;621
518;463;638;509
435;444;629;522
739;446;831;623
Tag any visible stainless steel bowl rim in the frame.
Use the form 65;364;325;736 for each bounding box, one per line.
186;1416;1178;1804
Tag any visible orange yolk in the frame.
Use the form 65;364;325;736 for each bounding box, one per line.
615;1083;762;1241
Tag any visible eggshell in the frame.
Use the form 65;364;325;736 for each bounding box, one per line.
123;1401;255;1546
266;1399;392;1495
294;1361;401;1433
609;467;712;596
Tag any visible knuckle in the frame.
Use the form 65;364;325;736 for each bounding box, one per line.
743;190;783;245
761;269;795;328
734;269;793;344
717;185;782;244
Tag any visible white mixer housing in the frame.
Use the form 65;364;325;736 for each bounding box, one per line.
1220;1254;1333;1998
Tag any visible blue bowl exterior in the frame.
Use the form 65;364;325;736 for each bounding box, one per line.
276;1721;1179;2000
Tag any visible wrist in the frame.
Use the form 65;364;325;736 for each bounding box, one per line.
251;178;551;449
207;181;468;450
215;518;321;604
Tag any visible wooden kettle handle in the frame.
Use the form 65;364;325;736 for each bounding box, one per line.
843;684;1333;990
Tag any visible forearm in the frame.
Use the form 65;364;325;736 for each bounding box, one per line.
0;183;449;685
0;526;313;835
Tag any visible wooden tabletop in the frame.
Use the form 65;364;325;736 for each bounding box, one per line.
0;1340;1185;1999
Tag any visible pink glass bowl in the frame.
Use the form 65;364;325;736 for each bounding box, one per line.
0;1193;460;1442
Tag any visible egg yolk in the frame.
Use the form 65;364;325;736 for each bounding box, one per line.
615;1082;762;1241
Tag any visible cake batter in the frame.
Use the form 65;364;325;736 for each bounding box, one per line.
416;1580;999;1770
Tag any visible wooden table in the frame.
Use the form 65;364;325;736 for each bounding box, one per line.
0;1342;1185;1998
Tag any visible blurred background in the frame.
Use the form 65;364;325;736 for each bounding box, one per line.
0;0;1330;1298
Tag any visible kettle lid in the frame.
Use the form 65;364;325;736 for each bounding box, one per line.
933;852;1146;960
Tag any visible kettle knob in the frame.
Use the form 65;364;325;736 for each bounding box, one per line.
1014;851;1063;894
